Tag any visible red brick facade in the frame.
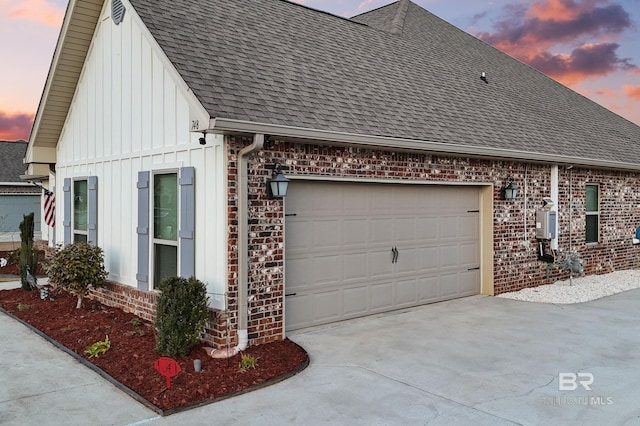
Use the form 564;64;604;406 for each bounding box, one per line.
89;135;640;348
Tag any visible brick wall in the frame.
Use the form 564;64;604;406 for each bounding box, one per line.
225;135;640;343
87;135;640;348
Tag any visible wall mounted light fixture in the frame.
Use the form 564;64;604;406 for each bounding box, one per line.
267;163;289;199
501;176;518;200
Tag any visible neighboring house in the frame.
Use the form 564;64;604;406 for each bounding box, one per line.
0;141;42;243
24;0;640;348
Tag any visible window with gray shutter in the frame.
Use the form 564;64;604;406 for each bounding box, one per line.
138;167;196;289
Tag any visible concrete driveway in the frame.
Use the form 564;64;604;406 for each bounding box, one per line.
1;289;640;425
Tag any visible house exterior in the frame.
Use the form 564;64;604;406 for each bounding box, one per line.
24;0;640;348
0;141;42;243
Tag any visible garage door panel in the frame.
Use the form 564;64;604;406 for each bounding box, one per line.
417;217;439;240
419;247;439;271
370;219;394;244
440;245;459;268
343;219;368;246
343;286;369;316
459;242;480;266
343;253;368;281
343;190;368;215
371;250;394;276
286;257;310;291
396;278;417;306
371;282;393;310
396;218;417;242
313;290;342;322
438;216;460;239
439;272;462;298
459;216;479;238
311;255;342;285
419;276;439;302
396;248;417;274
285;181;481;331
285;294;313;330
459;270;480;295
313;220;343;249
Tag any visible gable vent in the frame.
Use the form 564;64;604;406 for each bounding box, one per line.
112;0;126;25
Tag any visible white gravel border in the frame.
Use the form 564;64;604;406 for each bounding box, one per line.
496;270;640;304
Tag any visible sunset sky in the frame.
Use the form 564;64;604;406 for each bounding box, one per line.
1;0;638;141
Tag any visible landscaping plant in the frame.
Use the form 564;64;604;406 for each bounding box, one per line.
47;242;108;308
85;335;111;358
154;276;209;358
238;353;259;373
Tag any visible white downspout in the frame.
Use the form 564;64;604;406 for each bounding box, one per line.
235;134;264;353
208;134;264;359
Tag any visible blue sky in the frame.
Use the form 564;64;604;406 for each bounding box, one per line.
1;0;638;140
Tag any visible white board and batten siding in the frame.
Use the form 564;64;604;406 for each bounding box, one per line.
54;0;227;308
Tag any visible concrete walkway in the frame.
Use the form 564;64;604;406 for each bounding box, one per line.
1;285;640;425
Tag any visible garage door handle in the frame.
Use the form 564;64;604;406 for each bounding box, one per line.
285;293;297;297
391;247;399;263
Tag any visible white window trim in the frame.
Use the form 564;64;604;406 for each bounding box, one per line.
585;183;600;244
72;177;89;242
150;170;180;289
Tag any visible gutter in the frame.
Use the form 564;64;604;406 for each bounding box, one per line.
208;118;640;172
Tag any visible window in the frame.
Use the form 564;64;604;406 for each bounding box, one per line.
153;172;178;287
63;176;98;244
136;167;195;291
73;180;88;242
585;184;599;243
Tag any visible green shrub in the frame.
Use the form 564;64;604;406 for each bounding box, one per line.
47;242;108;308
154;276;209;358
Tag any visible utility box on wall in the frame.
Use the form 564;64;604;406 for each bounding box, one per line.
536;210;557;240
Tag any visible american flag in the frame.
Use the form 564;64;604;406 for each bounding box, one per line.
44;190;55;227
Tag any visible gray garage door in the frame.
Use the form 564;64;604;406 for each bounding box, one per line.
285;181;480;331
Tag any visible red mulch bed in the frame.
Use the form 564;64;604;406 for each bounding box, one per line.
0;286;308;414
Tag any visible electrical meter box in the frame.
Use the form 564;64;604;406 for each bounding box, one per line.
536;210;557;240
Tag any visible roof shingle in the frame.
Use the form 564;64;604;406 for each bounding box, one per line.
129;0;640;166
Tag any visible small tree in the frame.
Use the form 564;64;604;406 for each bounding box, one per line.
47;242;108;308
19;213;39;291
154;276;209;358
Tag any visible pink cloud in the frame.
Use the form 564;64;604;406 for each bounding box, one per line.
624;85;640;101
9;0;64;26
476;0;636;86
0;110;34;141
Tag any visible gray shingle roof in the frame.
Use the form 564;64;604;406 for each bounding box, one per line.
130;0;640;166
0;141;31;182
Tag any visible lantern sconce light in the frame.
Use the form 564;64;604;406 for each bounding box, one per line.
267;163;290;199
501;176;518;200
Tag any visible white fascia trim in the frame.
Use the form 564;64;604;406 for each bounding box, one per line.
208;118;640;171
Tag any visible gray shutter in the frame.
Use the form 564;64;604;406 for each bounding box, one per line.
63;178;72;244
179;167;195;278
87;176;98;245
136;171;150;290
